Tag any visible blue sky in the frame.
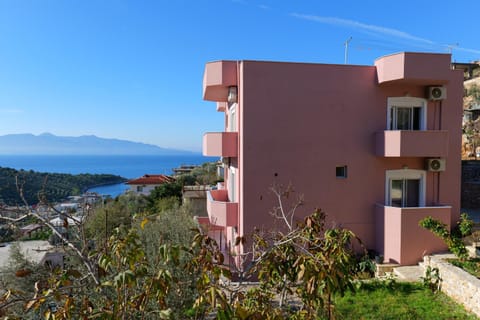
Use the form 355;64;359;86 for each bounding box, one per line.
0;0;478;152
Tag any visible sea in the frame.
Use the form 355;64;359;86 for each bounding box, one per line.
0;155;218;198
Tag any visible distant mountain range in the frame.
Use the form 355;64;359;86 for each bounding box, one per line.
0;133;196;155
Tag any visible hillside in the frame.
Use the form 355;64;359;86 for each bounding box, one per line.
0;167;126;205
0;133;195;155
462;74;480;159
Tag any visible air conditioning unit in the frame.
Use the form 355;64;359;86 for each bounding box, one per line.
427;86;447;100
426;158;446;172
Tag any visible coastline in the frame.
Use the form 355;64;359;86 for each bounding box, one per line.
82;178;128;193
86;182;130;198
0;154;218;200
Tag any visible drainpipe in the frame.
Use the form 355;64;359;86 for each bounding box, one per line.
437;100;442;204
236;60;242;271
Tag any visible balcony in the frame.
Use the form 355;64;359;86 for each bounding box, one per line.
203;61;237;102
207;190;238;227
375;204;451;265
375;130;449;157
216;102;227;112
375;52;451;85
203;132;238;157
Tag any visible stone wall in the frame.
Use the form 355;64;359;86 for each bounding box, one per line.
462;160;480;208
422;254;480;317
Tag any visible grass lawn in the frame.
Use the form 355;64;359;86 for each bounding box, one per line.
331;280;478;320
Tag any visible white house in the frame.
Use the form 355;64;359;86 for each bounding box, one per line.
126;174;175;196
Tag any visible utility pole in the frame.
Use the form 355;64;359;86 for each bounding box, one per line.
344;37;352;64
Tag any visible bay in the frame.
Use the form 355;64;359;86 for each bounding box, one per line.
88;183;130;198
0;155;218;198
0;155;216;178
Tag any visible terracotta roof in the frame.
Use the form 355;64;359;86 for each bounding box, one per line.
126;174;175;185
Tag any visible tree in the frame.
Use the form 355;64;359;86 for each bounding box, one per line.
136;202;198;317
145;182;182;212
187;185;362;320
463;83;480;159
0;243;51;318
463;118;480;159
1;180;362;320
84;192;148;247
419;213;474;261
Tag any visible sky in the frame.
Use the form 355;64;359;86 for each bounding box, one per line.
0;0;479;152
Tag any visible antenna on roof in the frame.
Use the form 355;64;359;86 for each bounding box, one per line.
344;36;352;64
446;43;459;54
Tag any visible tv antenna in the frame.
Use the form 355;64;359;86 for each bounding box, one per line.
344;36;352;64
446;43;459;54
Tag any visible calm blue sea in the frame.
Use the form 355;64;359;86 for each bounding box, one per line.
0;155;218;198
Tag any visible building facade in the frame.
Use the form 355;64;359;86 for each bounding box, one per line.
201;52;463;266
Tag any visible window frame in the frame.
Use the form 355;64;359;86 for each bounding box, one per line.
228;167;236;202
228;102;237;132
385;169;426;207
335;165;348;178
387;97;427;131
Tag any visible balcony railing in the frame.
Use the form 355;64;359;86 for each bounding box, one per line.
375;130;449;157
206;190;238;228
203;132;238;157
375;204;451;265
203;61;237;102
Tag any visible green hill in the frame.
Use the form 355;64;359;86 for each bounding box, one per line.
0;167;126;205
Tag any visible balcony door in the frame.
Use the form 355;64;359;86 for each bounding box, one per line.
228;167;236;202
387;97;427;131
386;169;425;207
228;104;237;132
390;179;420;207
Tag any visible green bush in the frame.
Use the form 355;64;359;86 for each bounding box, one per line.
419;213;474;260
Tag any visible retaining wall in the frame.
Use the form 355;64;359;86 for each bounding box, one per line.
422;254;480;317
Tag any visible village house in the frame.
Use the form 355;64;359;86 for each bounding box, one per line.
201;52;463;266
126;174;175;196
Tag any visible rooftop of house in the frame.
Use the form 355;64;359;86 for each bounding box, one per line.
0;241;53;269
126;174;175;185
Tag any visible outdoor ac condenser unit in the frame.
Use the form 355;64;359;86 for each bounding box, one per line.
427;86;447;101
426;158;446;172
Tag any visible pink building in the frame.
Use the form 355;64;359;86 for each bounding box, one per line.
201;52;463;266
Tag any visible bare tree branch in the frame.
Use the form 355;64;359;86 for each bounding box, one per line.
13;175;100;285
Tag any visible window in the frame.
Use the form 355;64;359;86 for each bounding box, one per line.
136;186;144;192
228;103;237;132
228;167;236;202
387;97;427;130
386;169;425;207
390;179;420;207
336;166;347;178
